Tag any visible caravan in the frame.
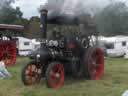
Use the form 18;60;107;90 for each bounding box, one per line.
16;37;41;56
101;36;128;57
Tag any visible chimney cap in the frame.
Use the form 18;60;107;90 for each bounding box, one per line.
40;9;48;14
39;5;48;12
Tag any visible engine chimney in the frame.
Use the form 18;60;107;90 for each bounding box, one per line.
40;9;48;39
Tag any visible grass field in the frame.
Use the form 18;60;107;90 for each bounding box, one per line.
0;57;128;96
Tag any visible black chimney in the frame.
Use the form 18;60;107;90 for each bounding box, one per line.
40;9;48;39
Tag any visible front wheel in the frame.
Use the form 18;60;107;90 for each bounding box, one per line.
46;62;64;89
21;61;42;85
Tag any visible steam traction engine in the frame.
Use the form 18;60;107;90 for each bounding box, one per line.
21;9;104;88
0;24;24;66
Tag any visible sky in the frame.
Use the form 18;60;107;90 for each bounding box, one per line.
12;0;128;19
12;0;47;18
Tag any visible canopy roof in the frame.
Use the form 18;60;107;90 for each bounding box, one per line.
0;24;24;31
47;15;79;25
47;15;96;29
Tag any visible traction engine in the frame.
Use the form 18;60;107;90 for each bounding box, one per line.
0;24;24;66
21;9;104;88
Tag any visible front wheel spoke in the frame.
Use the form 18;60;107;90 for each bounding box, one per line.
32;77;36;83
27;72;38;84
30;77;33;84
29;73;36;83
35;74;40;82
31;65;36;71
27;76;33;84
25;70;30;75
29;65;32;75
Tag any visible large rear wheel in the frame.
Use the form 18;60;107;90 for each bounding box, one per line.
0;44;16;66
22;62;42;85
46;62;64;89
83;46;104;80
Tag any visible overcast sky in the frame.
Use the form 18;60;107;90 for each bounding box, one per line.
12;0;128;19
12;0;47;18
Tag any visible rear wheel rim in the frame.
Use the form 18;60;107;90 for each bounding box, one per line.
48;64;64;88
2;45;16;66
89;48;104;80
24;64;42;85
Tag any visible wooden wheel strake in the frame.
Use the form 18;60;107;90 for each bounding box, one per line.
0;41;16;67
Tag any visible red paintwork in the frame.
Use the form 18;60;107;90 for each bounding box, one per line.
67;43;76;49
25;64;36;85
0;24;24;67
48;63;64;89
0;41;16;66
89;48;104;80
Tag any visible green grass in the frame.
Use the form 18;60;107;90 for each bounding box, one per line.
0;57;128;96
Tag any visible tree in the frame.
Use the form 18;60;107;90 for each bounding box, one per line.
0;0;30;37
26;16;40;38
95;2;128;36
0;6;24;24
0;0;24;24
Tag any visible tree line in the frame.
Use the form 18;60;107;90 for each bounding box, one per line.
95;2;128;36
0;1;128;38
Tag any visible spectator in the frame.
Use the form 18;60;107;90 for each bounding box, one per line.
0;61;11;79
